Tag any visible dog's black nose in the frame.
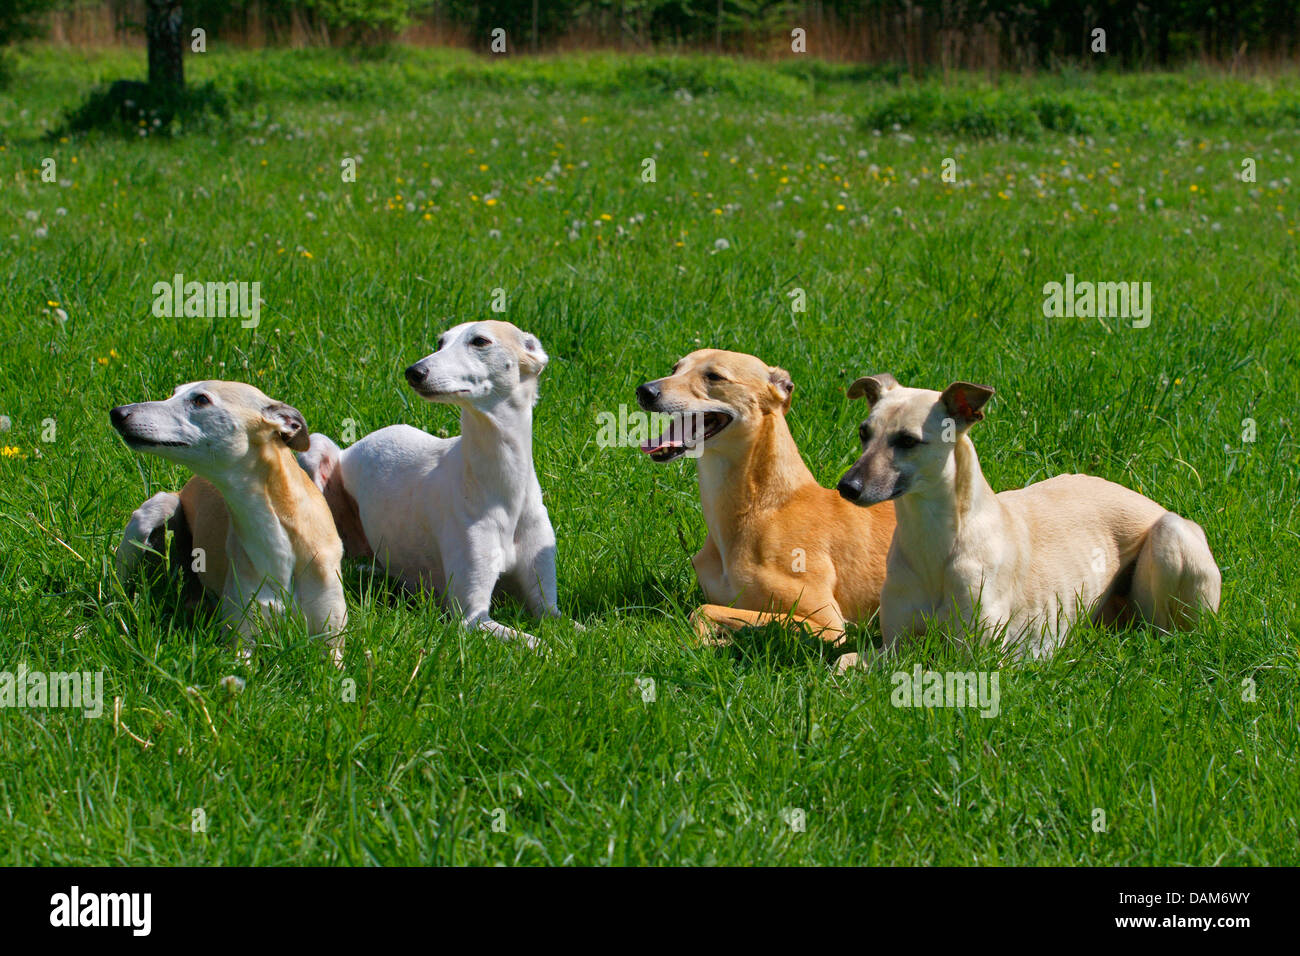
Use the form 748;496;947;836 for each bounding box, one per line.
836;475;862;502
404;363;427;386
636;382;659;409
109;406;130;429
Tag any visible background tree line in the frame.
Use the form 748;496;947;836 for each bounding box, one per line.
7;0;1300;68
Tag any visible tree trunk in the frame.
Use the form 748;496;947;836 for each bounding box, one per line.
146;0;184;94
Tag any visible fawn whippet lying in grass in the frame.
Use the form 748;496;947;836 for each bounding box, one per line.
637;349;896;657
299;320;562;648
112;381;347;664
836;374;1222;658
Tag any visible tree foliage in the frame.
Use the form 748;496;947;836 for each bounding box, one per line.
8;1;1300;65
0;0;52;47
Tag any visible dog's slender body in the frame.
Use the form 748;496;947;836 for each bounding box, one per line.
300;320;560;646
637;350;896;652
112;381;347;663
837;375;1221;657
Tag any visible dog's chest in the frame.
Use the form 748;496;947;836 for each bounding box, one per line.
492;520;519;572
227;515;295;587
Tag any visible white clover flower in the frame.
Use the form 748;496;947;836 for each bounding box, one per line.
713;238;730;251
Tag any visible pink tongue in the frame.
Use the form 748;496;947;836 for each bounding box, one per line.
640;415;698;453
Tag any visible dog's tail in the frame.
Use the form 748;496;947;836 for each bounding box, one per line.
116;490;194;587
298;433;372;558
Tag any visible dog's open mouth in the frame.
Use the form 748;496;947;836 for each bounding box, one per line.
640;411;732;462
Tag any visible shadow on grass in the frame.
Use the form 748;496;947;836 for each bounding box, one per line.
720;617;877;671
54;79;228;139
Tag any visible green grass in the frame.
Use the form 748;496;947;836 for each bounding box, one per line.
1;46;1298;865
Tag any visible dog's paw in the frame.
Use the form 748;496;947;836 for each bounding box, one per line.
687;606;712;637
476;617;544;651
835;652;863;674
116;490;182;580
687;608;732;647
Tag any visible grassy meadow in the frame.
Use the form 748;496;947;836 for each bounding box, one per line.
1;45;1297;865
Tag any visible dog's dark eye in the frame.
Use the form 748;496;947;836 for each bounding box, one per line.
435;338;445;351
892;433;921;449
191;393;211;408
859;423;873;444
705;371;727;383
470;336;492;348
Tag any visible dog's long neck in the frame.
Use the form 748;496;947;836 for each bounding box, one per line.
206;442;305;585
457;386;537;510
895;434;997;575
697;409;815;544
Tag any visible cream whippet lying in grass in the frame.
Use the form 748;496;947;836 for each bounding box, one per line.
112;381;347;664
300;320;561;648
836;374;1222;658
637;349;896;657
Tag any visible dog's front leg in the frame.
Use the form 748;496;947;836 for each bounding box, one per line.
446;544;541;649
220;591;266;661
689;603;846;647
879;555;940;648
220;549;289;661
469;614;540;648
115;490;183;581
511;514;560;620
298;572;348;668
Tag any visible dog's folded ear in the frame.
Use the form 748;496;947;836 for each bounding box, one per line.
263;402;311;451
768;367;794;410
517;332;549;377
847;373;899;405
940;382;995;425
